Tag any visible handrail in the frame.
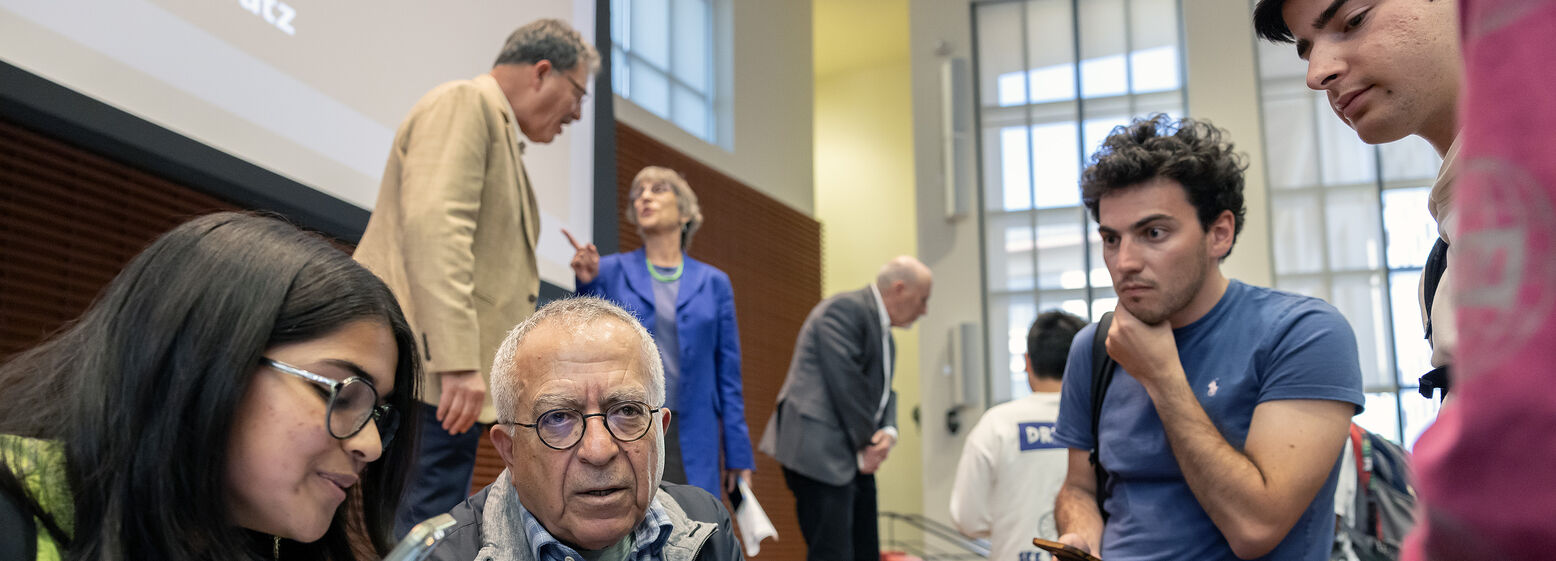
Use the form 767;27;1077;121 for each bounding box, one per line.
878;511;991;559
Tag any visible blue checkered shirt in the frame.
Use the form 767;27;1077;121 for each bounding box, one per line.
519;496;674;561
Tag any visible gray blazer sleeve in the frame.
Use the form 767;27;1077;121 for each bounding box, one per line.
879;391;897;431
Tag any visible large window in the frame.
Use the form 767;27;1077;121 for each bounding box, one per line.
974;0;1185;403
1255;37;1441;447
611;0;724;145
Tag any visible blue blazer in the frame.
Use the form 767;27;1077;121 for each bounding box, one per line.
575;248;756;495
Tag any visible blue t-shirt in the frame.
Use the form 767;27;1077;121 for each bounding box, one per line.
1053;280;1364;561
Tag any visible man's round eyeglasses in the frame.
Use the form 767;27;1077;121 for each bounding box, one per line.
504;400;660;450
263;358;398;448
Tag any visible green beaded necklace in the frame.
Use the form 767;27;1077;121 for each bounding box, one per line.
646;255;684;282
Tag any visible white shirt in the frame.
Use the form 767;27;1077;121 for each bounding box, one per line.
867;284;898;443
949;391;1067;561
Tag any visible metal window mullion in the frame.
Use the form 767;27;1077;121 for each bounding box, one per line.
1123;0;1137;116
1068;0;1097;315
665;0;677;125
1173;0;1188;114
617;50;713;99
1371;146;1408;439
1305;94;1334;300
1019;0;1042;325
704;0;716;141
971;1;997;409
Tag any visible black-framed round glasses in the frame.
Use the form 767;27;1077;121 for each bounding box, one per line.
506;400;661;450
263;358;399;448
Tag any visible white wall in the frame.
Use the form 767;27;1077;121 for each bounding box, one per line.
907;0;982;530
907;0;1275;528
615;0;815;215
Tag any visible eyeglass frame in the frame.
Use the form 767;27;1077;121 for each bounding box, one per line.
560;70;590;104
261;357;397;446
501;400;663;451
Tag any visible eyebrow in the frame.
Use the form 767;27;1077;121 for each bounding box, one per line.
1294;0;1352;58
604;386;650;405
1311;0;1353;30
531;393;582;413
315;359;373;383
1098;213;1175;236
529;386;651;414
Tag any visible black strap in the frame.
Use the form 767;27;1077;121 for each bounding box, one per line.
1419;238;1451;399
1418;366;1451;399
0;473;39;561
1421;238;1449;342
1088;312;1117;522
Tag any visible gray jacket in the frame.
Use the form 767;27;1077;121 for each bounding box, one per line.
428;470;742;561
758;287;897;486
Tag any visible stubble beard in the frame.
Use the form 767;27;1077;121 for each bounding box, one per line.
1122;242;1210;326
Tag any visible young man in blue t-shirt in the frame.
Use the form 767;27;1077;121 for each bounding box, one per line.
1052;115;1365;561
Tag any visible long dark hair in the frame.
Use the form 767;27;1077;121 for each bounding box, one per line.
0;212;421;560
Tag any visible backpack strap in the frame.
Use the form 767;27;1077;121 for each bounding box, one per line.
1349;423;1370;490
1418;238;1451;399
1088;312;1117;522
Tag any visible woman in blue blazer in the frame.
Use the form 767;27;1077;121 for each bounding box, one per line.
564;166;754;498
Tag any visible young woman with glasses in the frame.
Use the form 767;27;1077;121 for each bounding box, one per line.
0;212;421;560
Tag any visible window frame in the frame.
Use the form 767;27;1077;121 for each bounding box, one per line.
610;0;723;145
972;0;1188;405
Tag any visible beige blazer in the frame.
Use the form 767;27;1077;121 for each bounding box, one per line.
355;73;540;424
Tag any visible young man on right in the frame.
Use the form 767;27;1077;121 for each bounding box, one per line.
1252;0;1463;394
1051;115;1365;561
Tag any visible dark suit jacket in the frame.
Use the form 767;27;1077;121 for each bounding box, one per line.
575;248;756;496
758;286;896;486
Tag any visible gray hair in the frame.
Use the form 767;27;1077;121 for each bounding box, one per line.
626;166;704;250
876;255;929;290
493;19;602;74
490;296;666;422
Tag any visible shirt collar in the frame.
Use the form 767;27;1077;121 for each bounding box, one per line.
1428;134;1462;240
498;80;528;154
868;283;891;331
519;496;673;561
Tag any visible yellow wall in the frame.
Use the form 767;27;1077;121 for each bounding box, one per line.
814;0;923;549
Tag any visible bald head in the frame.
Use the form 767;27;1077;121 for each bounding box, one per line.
875;256;932;327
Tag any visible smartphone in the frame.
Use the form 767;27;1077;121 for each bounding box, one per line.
1032;537;1103;561
383;514;459;561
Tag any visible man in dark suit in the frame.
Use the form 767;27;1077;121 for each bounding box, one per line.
758;256;933;561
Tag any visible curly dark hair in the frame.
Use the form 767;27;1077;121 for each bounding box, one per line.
1080;114;1248;258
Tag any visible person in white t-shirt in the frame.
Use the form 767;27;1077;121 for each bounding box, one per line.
950;310;1087;561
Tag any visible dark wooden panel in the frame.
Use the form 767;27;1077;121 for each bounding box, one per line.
0;117;240;358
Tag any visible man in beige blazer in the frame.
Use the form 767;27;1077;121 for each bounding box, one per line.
353;18;598;536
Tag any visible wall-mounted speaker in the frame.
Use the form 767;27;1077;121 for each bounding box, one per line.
941;57;974;221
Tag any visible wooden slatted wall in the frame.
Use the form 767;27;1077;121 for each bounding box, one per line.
0;116;241;358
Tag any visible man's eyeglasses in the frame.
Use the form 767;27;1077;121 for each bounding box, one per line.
561;72;590;104
504;400;660;450
263;358;398;448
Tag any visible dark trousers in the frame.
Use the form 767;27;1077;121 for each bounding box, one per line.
394;405;484;537
783;467;879;561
